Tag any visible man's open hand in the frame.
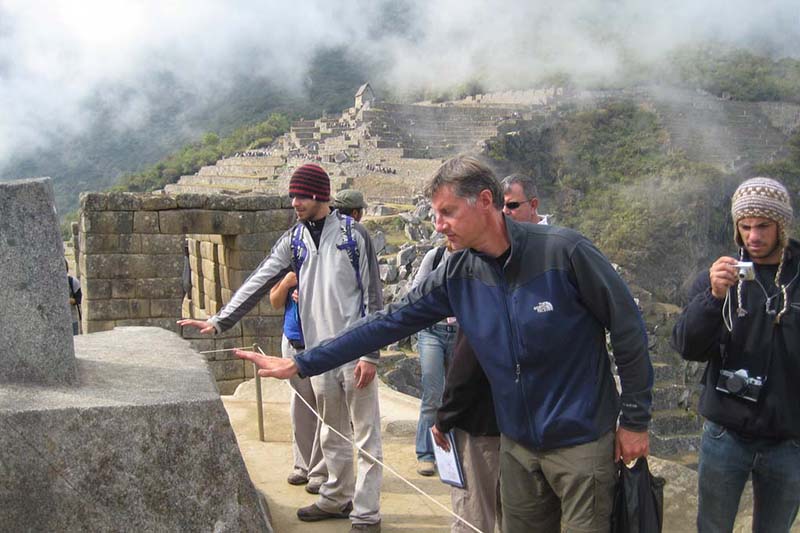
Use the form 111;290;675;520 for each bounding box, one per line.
234;349;298;380
177;318;216;335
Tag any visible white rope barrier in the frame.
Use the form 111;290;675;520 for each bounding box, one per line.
198;347;251;355
253;346;485;533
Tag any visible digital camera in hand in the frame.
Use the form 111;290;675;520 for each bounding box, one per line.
716;369;763;402
734;261;755;281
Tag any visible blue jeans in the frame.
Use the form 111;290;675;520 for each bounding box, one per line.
415;324;457;462
698;420;800;533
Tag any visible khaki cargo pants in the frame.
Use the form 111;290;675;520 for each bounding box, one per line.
499;431;616;533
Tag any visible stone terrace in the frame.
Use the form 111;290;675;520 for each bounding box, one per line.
364;102;520;159
643;87;800;172
165;85;800;204
166;90;524;201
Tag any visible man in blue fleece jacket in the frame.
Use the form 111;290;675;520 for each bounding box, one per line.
236;155;653;532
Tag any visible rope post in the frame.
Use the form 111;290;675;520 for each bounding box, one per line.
253;344;265;442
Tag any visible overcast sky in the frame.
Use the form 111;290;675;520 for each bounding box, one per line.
1;0;798;166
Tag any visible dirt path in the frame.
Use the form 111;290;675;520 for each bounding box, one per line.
223;379;453;533
223;375;800;533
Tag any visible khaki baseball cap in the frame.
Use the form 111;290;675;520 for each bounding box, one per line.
333;189;368;209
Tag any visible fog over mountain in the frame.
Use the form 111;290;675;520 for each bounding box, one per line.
1;0;799;192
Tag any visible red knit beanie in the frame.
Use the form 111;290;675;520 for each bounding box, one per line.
289;164;330;202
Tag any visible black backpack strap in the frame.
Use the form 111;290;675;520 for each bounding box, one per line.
432;245;446;271
336;214;366;317
67;276;76;299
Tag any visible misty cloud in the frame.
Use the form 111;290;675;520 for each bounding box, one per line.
1;0;798;166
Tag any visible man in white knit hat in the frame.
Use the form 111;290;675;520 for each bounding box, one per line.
672;177;800;533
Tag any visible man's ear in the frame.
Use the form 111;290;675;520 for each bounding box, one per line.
530;197;539;212
477;189;495;210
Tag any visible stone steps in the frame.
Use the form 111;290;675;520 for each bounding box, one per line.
650;431;702;457
653;361;683;382
376;140;401;149
406;131;497;142
361;103;513;161
211;156;284;167
650;408;704;435
403;147;466;159
164;183;255;195
652;382;691;411
178;175;278;188
198;166;281;178
649;90;790;170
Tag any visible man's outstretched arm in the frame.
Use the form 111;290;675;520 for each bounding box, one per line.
234;349;299;379
236;265;454;379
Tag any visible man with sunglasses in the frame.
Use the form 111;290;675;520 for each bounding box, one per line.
501;173;545;224
672;177;800;533
179;164;384;533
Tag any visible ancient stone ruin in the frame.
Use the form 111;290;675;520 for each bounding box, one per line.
66;83;800;466
164;85;800;205
0;178;272;531
77;191;295;393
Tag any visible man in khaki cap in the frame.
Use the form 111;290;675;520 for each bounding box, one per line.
332;190;368;222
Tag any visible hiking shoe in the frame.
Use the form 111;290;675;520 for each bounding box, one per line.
305;479;323;494
297;501;353;522
350;520;381;532
416;460;436;477
286;473;308;486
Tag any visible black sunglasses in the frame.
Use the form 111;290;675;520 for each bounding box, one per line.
504;201;525;210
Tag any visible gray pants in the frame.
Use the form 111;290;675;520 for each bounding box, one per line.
311;359;383;525
282;336;327;484
451;429;501;533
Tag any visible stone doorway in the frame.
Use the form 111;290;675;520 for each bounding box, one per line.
77;192;295;392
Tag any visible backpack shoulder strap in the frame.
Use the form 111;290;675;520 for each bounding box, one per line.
290;223;308;275
432;245;446;271
336;214;366;317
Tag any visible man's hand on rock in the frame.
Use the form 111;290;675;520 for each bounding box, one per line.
176;319;216;335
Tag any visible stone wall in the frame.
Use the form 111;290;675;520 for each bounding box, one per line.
78;191;295;393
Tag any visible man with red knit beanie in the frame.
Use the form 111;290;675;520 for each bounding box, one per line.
288;162;332;201
180;163;384;532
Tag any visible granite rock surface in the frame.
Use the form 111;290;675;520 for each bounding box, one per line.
0;177;77;384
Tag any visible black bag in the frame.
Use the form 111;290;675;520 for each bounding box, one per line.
610;457;666;533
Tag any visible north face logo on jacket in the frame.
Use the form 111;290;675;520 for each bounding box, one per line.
534;301;554;313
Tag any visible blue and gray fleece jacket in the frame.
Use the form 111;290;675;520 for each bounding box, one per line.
295;216;653;451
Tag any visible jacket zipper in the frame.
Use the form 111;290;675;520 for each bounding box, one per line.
497;264;538;448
